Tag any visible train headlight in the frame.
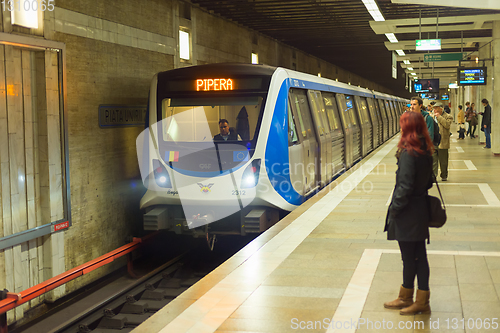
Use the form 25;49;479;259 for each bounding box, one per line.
152;159;172;188
241;159;261;189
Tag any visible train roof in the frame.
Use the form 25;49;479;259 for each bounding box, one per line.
155;63;405;101
157;63;277;81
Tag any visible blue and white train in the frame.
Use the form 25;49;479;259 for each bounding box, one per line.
137;63;407;239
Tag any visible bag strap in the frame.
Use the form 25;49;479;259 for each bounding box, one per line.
431;173;446;210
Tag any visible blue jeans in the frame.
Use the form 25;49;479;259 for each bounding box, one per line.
485;126;491;148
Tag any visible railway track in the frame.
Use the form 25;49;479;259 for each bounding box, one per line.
14;233;256;333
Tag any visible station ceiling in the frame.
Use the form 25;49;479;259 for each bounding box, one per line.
190;0;500;97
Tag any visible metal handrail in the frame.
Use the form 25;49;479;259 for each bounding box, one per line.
0;232;158;315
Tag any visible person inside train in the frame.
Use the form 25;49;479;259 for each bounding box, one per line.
384;110;434;316
213;119;242;141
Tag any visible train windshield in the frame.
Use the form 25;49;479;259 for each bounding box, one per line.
160;96;264;142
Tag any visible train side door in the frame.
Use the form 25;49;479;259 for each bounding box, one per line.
307;90;332;185
323;92;345;176
356;96;373;154
289;89;317;193
287;100;305;196
372;98;384;144
378;99;389;141
345;95;361;162
336;94;353;169
366;98;380;148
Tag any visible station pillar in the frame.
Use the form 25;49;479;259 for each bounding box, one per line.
478;42;492;144
492;21;500;154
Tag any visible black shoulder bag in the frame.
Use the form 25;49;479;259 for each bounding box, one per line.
428;175;447;228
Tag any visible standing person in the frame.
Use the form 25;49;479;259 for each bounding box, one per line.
465;101;471;136
434;102;453;181
469;103;478;138
480;99;492;149
410;97;438;176
457;105;465;140
384;111;434;315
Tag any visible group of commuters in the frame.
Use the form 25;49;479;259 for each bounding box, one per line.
384;95;493;316
457;100;492;148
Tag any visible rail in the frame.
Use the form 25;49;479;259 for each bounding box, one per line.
0;232;158;316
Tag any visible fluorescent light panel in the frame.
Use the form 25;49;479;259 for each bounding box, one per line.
396;49;406;56
251;53;258;64
407;67;414;71
362;0;385;21
403;60;411;65
179;30;190;60
385;33;398;43
411;73;417;75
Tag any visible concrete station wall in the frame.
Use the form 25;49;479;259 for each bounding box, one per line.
0;0;394;323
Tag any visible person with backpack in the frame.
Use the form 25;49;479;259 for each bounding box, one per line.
433;102;453;181
410;96;439;176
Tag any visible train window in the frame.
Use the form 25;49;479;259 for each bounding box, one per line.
322;93;341;131
366;98;378;122
288;101;299;145
307;90;327;136
290;89;313;139
358;98;370;124
336;94;352;128
345;95;358;125
161;96;264;141
378;99;387;119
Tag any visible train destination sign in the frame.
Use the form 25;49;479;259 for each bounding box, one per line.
458;67;487;85
196;78;234;91
424;52;466;62
99;105;147;128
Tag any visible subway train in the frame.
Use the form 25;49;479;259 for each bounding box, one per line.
136;63;407;243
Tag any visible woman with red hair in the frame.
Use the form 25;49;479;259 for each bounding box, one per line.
384;111;434;316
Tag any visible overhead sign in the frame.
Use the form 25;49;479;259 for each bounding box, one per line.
458;67;487;85
424;53;466;62
98;105;147;128
416;39;441;51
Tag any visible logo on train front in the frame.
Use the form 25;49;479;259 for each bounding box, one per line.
197;183;214;193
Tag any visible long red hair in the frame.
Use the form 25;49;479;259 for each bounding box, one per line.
397;111;434;156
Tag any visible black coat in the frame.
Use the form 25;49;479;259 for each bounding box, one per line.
482;104;491;128
385;144;433;242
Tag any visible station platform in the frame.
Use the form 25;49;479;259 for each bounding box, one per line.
134;128;500;333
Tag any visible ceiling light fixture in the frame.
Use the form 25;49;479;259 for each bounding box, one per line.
403;60;411;65
411;73;417;76
396;50;406;56
407;67;414;71
362;0;385;21
385;33;398;43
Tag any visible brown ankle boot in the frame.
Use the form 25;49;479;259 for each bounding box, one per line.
384;286;414;309
400;289;431;315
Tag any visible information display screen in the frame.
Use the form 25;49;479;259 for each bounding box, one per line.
458;67;487;85
420;93;438;100
441;94;449;101
414;79;439;93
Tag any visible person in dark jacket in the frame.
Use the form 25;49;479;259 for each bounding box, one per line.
384;111;434;316
480;99;492;149
213;119;241;141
